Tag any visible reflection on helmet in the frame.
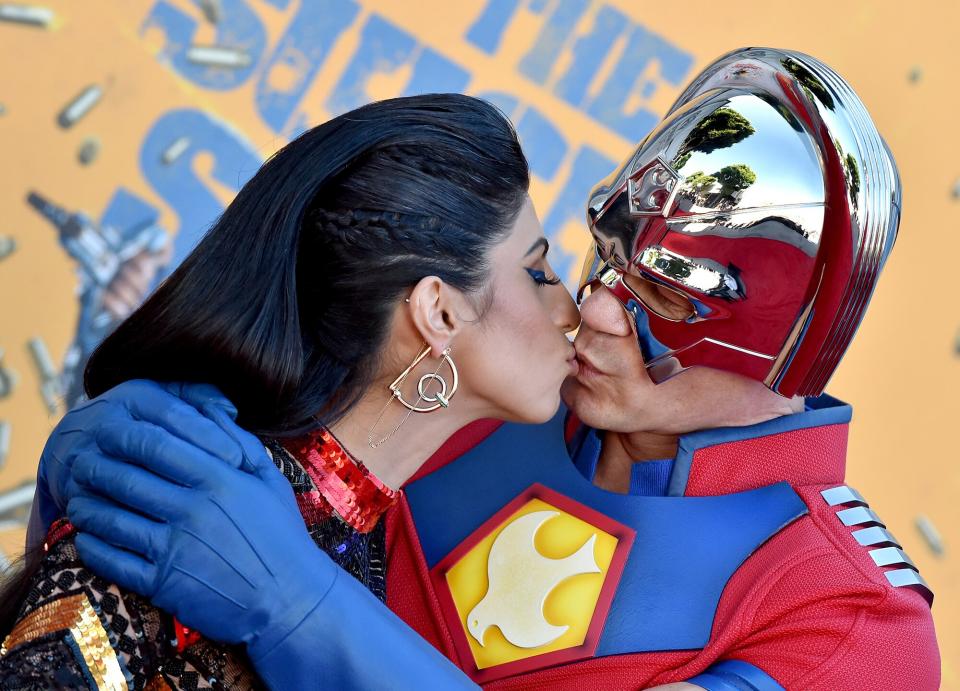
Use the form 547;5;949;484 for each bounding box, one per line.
581;48;900;398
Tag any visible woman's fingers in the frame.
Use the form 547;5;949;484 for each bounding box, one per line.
74;532;159;598
72;452;191;521
94;420;233;489
68;495;169;562
105;380;247;470
195;403;280;482
63;381;245;470
166;381;238;420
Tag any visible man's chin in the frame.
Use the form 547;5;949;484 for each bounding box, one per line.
562;378;653;433
561;378;603;427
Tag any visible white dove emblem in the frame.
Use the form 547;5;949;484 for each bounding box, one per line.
466;510;601;649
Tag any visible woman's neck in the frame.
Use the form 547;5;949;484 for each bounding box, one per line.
328;387;485;491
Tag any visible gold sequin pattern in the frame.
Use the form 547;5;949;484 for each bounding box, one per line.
144;673;174;690
1;592;129;691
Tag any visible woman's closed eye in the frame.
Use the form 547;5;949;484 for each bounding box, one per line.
526;267;562;287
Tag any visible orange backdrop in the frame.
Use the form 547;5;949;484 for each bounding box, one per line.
0;0;956;684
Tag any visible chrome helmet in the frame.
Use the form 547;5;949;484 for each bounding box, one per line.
580;47;900;397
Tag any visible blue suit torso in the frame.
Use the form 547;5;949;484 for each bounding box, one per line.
404;409;809;655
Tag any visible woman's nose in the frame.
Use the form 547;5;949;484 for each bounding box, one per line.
579;286;634;337
553;284;581;334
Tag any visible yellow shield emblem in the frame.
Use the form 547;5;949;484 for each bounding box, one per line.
430;484;635;682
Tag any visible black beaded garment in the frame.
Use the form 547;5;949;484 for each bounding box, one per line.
0;427;399;690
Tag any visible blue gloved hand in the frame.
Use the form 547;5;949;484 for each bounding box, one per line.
68;417;330;652
66;400;476;690
29;379;256;549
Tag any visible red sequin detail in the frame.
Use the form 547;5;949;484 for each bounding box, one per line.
282;429;399;534
173;620;201;652
44;518;77;551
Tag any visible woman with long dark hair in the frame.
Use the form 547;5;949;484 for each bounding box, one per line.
0;93;578;689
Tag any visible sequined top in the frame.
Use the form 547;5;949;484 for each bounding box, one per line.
280;428;399;536
0;428;399;690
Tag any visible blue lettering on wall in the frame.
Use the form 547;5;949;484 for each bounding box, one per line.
466;0;556;55
465;2;693;144
542;145;615;280
130;0;693;286
518;0;589;85
477;91;567;181
99;188;161;238
585;23;693;141
515;106;566;181
141;0;266;90
255;0;359;133
139;109;263;268
403;48;470;100
466;0;524;55
327;15;470;116
554;4;628;107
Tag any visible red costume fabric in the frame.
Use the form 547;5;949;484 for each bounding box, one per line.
384;415;939;690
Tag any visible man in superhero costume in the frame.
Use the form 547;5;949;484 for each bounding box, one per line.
24;48;940;689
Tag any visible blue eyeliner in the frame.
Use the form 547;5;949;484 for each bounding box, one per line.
526;268;562;287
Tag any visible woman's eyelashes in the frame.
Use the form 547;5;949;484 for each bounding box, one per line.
525;267;562;287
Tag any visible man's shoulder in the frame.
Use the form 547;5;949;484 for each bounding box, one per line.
719;480;934;633
704;481;939;689
794;482;932;606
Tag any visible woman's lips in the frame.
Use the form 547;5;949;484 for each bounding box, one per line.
567;354;580;376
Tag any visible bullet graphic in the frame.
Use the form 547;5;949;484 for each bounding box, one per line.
57;84;102;129
187;46;252;69
161;136;191;166
27;336;61;414
198;0;221;25
0;421;9;471
78;136;101;165
0;3;54;28
915;515;944;556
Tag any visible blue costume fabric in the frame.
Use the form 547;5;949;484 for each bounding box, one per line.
27;383;935;689
385;391;936;688
18;380;477;690
565;406;839;689
385;395;917;689
403;407;810;657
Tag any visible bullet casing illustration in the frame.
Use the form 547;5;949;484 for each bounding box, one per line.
0;349;16;398
161;136;190;165
0;235;15;260
0;3;54;28
57;84;102;129
187;46;252;69
0;421;9;471
916;515;945;556
27;336;61;414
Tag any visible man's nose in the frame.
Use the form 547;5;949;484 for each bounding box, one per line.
579;285;634;337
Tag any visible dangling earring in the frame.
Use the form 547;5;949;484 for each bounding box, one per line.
367;344;459;448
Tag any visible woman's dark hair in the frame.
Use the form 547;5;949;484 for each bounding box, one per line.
85;93;529;434
0;94;529;638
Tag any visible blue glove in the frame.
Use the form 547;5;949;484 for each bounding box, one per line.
688;659;785;690
66;398;476;690
29;379;253;550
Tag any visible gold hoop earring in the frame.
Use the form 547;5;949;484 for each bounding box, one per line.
367;344;458;448
390;344;458;411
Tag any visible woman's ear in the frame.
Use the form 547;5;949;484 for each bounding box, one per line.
406;276;468;356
